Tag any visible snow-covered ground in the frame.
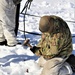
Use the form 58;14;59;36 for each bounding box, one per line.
0;0;75;75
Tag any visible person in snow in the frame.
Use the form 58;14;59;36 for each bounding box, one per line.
0;0;22;46
29;15;73;75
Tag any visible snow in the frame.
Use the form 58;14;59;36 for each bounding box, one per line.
0;0;75;75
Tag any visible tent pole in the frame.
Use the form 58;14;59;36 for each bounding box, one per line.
15;3;20;36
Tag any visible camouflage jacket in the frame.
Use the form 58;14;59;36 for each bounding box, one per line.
30;16;73;59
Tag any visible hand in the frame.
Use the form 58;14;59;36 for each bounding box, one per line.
23;39;33;48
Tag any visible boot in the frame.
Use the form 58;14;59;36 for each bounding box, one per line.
0;40;7;45
66;54;75;72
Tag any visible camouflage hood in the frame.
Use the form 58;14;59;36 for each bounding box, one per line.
39;15;69;34
35;15;73;59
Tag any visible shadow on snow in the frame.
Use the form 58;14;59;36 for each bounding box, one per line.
0;54;39;66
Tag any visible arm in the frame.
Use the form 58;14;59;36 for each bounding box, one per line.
23;39;42;56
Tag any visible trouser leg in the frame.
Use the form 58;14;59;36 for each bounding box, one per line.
0;21;5;42
0;0;17;46
38;56;47;67
38;57;73;75
39;58;63;75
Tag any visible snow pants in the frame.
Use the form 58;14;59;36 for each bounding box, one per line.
0;0;17;46
38;56;73;75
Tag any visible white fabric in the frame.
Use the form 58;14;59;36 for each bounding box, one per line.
38;56;73;75
0;0;17;46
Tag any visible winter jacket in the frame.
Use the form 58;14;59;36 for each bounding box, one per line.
30;15;73;59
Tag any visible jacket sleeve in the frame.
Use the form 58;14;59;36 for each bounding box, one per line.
30;39;43;56
30;46;40;55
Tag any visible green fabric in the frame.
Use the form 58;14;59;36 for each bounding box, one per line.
34;16;73;59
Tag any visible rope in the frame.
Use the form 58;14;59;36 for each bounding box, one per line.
72;35;75;38
21;0;33;14
20;13;75;23
19;29;41;36
20;12;75;38
20;0;33;40
20;0;75;38
19;29;75;38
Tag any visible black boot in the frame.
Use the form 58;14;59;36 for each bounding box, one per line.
0;40;7;45
0;40;21;47
66;54;75;72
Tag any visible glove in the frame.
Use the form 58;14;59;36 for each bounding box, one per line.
13;0;22;5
